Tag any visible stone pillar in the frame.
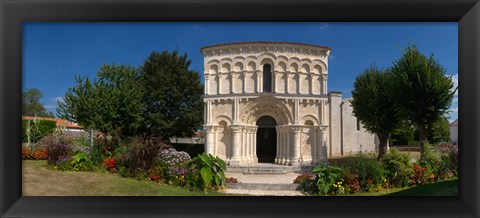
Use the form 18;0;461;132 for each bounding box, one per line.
217;74;223;95
291;126;302;166
275;126;280;163
231;72;235;94
242;71;247;94
274;71;279;93
230;125;243;166
204;74;209;95
312;126;317;163
285;72;290;94
309;74;313;95
204;125;215;155
294;99;300;124
322;75;328;94
317;126;328;162
252;126;258;163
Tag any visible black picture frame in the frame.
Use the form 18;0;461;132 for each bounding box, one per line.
1;0;479;217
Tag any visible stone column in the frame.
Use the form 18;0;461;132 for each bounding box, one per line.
291;126;302;166
317;126;328;162
252;126;258;163
285;72;290;94
204;125;215;155
217;74;222;95
309;74;313;95
257;71;262;93
245;127;250;164
231;72;235;94
242;71;247;94
204;74;209;95
312;126;317;163
322;74;328;95
275;126;280;163
229;125;243;166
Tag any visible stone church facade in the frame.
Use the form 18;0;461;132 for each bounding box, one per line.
201;42;378;166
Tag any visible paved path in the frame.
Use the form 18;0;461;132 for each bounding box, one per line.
221;172;305;196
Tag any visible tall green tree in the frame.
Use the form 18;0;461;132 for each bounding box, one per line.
350;66;399;158
22;88;54;117
140;51;204;139
57;64;144;138
391;44;456;156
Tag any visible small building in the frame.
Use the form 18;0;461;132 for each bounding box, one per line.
22;116;84;134
450;119;458;144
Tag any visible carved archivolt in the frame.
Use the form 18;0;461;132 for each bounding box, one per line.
240;96;292;125
203;43;329;75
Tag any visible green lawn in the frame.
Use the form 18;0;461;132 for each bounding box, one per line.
341;179;458;196
22;160;233;196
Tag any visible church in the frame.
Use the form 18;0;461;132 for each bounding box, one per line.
201;42;378;166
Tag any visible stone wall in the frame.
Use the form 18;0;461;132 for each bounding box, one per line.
328;93;378;158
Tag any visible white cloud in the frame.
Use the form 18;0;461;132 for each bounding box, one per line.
51;97;64;103
451;74;458;96
44;105;57;109
318;22;329;29
192;24;206;32
310;22;330;31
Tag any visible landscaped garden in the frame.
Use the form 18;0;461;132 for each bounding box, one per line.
293;143;458;196
22;120;232;196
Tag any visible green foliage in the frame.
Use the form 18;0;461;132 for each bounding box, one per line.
390;121;414;146
115;137;170;178
57;64;144;138
391;44;456;154
22;88;54;117
140;50;204;139
342;155;386;189
69;151;95;171
381;149;413;187
427;116;450;143
311;163;343;195
22;119;56;143
350;65;399;158
188;153;227;192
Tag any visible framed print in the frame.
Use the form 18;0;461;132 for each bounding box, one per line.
1;0;479;217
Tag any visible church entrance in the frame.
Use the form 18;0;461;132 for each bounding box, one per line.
256;116;277;163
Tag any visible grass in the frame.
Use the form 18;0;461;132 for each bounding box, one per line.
22;160;233;196
341;179;458;196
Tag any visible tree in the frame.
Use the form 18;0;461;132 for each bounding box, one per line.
391;44;456;156
57;64;144;138
350;66;400;158
390;121;414;146
139;50;204;139
22;88;54;117
425;116;450;144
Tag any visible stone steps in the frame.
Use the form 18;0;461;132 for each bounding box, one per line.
227;164;314;174
226;183;301;191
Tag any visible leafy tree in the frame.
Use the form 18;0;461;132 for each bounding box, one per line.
390;121;414;146
139;51;204;139
391;44;456;156
22;88;54;117
350;66;399;158
57;64;144;138
420;116;450;144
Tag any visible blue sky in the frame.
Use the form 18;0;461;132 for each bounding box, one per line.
23;22;458;122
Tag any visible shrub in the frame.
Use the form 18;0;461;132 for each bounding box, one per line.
22;119;56;143
44;132;73;167
311;163;343;195
339;167;361;194
381;149;412;187
157;148;191;169
436;142;458;175
188;153;227;193
103;157;116;173
69;151;94;171
115;137;170;178
342;155;385;191
22;146;48;160
409;163;433;185
148;165;166;183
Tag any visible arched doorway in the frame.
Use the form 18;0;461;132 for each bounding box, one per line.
256;116;277;163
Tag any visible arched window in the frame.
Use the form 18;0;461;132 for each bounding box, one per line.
263;64;272;92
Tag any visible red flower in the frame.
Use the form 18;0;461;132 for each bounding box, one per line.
367;179;373;183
